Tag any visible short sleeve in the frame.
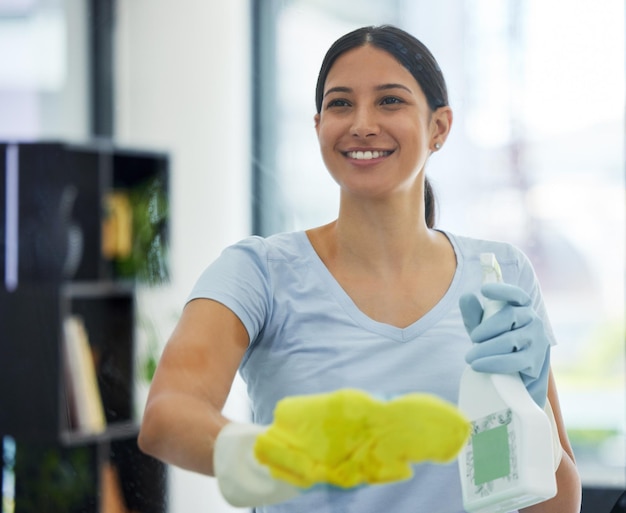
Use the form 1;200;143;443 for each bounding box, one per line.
187;237;272;344
514;248;558;347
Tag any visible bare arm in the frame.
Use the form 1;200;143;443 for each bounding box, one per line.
521;369;582;513
138;298;249;475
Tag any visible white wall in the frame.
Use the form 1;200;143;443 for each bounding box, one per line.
115;2;252;511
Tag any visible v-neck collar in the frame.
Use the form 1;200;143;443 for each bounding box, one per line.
295;230;465;342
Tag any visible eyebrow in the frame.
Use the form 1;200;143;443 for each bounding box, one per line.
323;83;413;98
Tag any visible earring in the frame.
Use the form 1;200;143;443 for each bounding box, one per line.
434;142;442;150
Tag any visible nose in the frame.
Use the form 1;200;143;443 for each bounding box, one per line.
350;106;379;138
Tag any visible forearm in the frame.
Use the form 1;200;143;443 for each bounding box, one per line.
520;450;581;513
138;392;230;475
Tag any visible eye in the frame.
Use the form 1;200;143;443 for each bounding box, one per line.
380;96;404;106
326;98;351;109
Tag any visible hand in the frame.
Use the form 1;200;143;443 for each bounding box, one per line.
214;422;302;507
459;282;551;407
253;388;470;489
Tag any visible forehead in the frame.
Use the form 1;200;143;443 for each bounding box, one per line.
324;45;420;92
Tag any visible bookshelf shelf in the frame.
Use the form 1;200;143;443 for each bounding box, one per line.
60;420;139;447
0;141;168;512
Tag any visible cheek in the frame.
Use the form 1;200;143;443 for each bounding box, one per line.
403;121;431;150
316;124;338;153
316;127;343;176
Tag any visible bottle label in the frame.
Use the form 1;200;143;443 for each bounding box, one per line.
463;408;519;497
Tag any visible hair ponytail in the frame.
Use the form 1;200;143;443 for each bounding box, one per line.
425;177;436;228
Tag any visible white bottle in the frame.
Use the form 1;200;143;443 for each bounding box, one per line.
457;253;556;513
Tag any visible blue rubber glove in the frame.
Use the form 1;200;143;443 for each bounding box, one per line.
459;282;550;408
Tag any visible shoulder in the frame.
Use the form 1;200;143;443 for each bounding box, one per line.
215;231;305;264
227;231;304;255
201;231;312;287
447;231;526;260
445;231;536;284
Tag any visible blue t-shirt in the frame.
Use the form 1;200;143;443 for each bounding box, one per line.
188;230;555;513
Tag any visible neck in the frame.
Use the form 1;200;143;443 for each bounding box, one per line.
330;192;437;273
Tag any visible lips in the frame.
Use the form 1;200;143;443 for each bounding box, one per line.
344;150;393;160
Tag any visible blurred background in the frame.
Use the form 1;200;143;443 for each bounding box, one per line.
0;0;623;511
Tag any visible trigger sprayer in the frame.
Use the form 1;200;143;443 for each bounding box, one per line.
457;253;556;513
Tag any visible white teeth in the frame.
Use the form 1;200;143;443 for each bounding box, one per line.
347;150;390;160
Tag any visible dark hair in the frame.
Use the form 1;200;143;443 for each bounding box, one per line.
315;25;448;228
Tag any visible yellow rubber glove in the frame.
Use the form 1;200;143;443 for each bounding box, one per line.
254;389;471;489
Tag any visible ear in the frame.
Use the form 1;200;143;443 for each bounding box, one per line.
430;106;453;148
314;113;321;136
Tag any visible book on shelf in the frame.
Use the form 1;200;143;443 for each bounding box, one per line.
102;190;133;260
100;461;129;513
62;315;107;434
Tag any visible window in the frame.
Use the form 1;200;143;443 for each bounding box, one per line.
253;0;625;491
0;0;91;140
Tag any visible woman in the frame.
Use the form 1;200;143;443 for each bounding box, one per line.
139;25;581;512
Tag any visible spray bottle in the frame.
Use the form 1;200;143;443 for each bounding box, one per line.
457;253;557;512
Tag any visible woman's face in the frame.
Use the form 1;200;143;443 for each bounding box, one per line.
315;45;449;201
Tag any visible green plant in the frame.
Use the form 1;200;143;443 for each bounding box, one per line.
114;175;169;284
15;444;95;512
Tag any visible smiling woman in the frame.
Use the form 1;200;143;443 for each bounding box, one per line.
139;24;581;513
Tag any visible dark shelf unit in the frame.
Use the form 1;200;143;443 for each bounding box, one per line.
0;141;169;512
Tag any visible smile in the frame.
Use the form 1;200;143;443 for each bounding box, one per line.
345;150;392;160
